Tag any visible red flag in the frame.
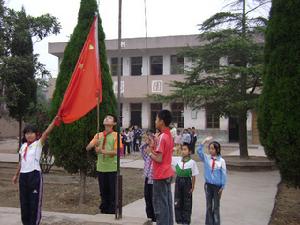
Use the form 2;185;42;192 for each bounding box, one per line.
55;16;102;126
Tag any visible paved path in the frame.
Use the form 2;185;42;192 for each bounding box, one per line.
123;163;280;225
0;207;147;225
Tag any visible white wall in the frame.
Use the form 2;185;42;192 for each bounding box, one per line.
142;102;150;129
183;106;206;129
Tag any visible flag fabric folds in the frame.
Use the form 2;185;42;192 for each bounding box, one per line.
55;16;102;126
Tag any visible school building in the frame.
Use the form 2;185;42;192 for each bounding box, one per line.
48;34;260;144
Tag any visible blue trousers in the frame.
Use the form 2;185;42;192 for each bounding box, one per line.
205;183;221;225
153;177;174;225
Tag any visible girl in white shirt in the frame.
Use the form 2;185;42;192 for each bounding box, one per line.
12;117;57;225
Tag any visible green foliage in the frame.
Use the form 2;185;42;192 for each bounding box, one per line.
49;0;117;175
3;8;36;121
154;0;269;158
258;0;300;187
0;2;60;124
3;55;36;121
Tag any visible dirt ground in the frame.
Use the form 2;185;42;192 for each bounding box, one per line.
269;183;300;225
0;166;144;215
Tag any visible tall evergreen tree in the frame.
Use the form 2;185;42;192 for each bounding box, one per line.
49;0;117;204
155;0;269;158
258;0;300;187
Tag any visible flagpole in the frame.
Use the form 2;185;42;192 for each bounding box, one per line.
95;15;100;135
116;0;123;219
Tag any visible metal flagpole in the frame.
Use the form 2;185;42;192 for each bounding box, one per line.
95;15;100;135
115;0;123;219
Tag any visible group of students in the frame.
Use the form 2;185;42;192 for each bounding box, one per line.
173;127;198;155
12;109;226;225
121;125;142;155
140;110;227;225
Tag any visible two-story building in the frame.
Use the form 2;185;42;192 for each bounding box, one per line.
48;34;259;144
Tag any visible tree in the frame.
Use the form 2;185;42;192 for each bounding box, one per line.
4;8;36;148
49;0;117;204
156;0;269;158
258;0;300;187
0;2;60;147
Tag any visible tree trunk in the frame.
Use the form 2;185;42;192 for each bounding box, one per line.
238;111;249;158
79;169;86;205
18;117;22;148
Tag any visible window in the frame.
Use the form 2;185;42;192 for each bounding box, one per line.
206;108;220;129
131;57;142;76
130;103;142;127
171;103;184;128
150;56;163;75
170;55;184;74
110;57;123;76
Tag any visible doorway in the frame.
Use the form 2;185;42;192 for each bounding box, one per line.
130;103;142;127
229;116;239;142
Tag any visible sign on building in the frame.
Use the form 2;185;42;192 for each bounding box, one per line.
151;80;163;93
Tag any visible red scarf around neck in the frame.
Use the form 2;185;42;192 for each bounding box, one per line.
23;141;34;161
102;129;113;149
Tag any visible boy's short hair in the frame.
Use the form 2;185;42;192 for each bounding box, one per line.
157;109;172;127
182;143;191;152
209;141;221;155
106;114;117;123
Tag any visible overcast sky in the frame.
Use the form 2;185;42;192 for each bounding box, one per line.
6;0;270;77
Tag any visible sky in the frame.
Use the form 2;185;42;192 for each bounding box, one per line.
6;0;270;77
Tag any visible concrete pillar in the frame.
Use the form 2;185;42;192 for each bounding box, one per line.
163;55;170;75
142;56;149;76
247;111;252;131
142;102;150;129
163;103;171;111
184;106;205;129
220;116;229;131
122;102;130;128
198;109;206;130
123;56;130;76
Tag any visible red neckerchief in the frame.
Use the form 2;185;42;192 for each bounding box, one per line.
23;141;34;161
211;156;216;173
102;129;113;149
